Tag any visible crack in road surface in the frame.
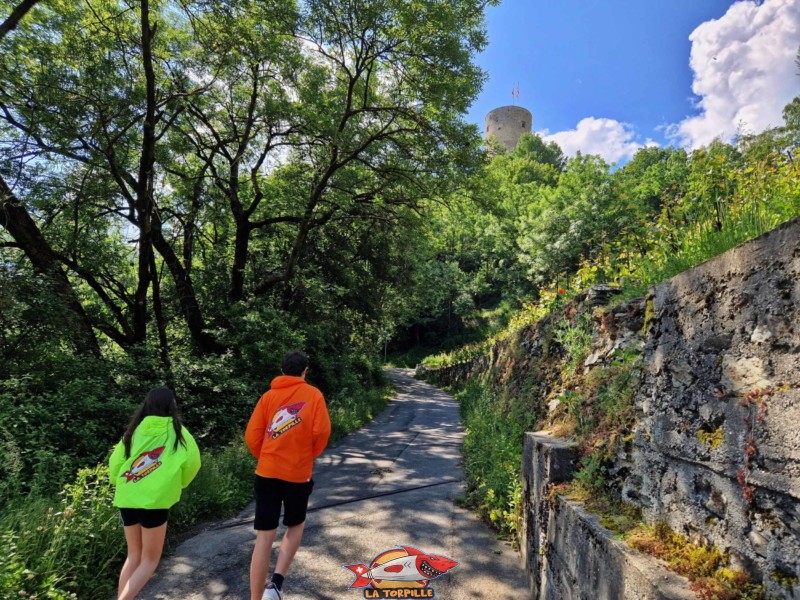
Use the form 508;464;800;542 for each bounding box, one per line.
209;479;463;532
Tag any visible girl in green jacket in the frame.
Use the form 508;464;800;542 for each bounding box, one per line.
109;387;201;600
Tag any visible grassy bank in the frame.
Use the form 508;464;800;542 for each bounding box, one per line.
455;379;526;541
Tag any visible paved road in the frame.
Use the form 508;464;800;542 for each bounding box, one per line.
141;368;527;599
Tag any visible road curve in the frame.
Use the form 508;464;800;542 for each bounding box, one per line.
140;368;527;599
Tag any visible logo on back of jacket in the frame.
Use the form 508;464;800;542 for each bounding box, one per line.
268;402;306;439
121;446;165;482
343;545;458;598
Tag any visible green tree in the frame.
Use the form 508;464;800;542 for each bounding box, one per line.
517;153;613;284
0;0;494;358
681;140;742;232
0;0;221;352
782;96;800;148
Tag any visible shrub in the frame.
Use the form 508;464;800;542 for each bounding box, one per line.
328;383;394;444
0;355;145;500
170;443;256;532
554;313;593;374
456;380;524;542
0;465;121;599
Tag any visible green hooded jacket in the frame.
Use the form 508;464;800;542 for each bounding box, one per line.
109;416;201;509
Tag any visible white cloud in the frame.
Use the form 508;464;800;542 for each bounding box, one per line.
671;0;800;148
541;117;656;163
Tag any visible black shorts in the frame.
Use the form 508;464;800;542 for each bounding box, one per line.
254;476;314;530
119;508;169;528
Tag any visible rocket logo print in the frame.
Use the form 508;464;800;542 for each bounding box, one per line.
121;447;165;483
344;545;458;598
268;402;306;439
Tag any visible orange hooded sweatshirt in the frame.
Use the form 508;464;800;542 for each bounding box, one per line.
244;375;331;483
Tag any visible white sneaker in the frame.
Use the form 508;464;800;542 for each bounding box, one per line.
262;582;283;600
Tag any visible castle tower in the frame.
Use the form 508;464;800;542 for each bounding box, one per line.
485;106;532;152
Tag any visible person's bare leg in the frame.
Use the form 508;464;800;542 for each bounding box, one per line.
118;525;142;597
273;522;305;579
250;529;278;600
118;523;167;600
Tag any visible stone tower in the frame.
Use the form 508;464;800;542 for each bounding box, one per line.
485;106;532;152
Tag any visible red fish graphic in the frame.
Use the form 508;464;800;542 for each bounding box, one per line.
121;446;165;482
344;546;458;588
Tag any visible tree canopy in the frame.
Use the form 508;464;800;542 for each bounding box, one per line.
0;0;495;488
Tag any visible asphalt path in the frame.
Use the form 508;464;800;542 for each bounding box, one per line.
140;368;527;599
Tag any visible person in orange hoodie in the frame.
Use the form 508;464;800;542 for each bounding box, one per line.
245;351;331;600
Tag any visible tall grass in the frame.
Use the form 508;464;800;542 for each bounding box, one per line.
639;201;782;287
456;379;524;542
1;466;124;599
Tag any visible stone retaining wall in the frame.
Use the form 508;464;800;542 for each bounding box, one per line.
420;218;800;598
624;218;800;595
523;433;696;600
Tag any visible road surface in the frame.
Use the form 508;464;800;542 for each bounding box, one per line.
141;368;527;599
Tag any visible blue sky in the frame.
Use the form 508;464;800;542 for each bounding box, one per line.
467;0;800;162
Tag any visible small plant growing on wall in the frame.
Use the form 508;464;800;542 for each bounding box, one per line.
554;312;593;374
696;425;724;450
737;387;773;505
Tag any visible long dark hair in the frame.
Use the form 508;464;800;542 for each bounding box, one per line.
123;387;186;458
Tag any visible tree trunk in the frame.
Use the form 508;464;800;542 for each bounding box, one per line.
229;216;250;302
0;0;40;40
151;215;226;354
150;252;170;368
132;0;157;344
0;176;100;356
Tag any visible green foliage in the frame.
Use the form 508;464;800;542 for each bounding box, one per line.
385;345;435;368
170;444;256;532
557;349;642;489
408;98;799;351
417;293;567;371
400;105;799;362
0;0;497;486
783;96;800;146
0;353;153;499
455;380;524;541
0;532;76;599
0;465;121;599
0;444;257;598
517;154;614;283
635;198;783;288
574;450;608;493
554;313;593;374
169;350;266;448
327;382;394;444
420;339;492;369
